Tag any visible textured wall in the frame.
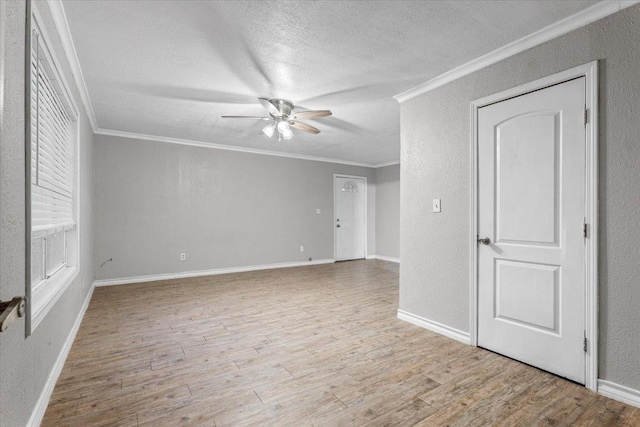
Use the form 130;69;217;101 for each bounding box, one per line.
399;5;640;390
94;134;377;281
0;2;95;426
374;164;400;259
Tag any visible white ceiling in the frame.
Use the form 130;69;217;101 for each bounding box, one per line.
61;0;600;165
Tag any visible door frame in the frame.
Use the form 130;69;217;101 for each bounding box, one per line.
333;174;368;261
469;61;599;391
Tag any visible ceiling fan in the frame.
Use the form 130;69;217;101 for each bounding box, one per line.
222;98;332;140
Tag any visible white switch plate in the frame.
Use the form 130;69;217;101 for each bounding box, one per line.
433;199;441;213
180;253;186;261
316;209;321;214
300;246;305;252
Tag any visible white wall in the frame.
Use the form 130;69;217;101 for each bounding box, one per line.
94;134;379;281
0;2;95;426
374;164;400;260
399;4;640;391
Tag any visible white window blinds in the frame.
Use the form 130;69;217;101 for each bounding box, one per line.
31;29;77;236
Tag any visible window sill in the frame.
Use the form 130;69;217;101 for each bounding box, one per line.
31;266;79;331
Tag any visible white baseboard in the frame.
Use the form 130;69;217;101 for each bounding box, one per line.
598;379;640;409
397;309;471;345
94;259;336;287
28;282;95;427
374;255;400;263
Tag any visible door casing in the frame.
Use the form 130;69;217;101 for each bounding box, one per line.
469;61;599;391
333;174;368;261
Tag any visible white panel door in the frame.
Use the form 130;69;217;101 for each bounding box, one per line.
335;176;365;261
477;77;586;383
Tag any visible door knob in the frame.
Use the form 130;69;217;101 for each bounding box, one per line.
477;237;490;245
0;296;26;332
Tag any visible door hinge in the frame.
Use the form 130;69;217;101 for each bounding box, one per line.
583;334;588;353
584;107;588;126
583;222;587;238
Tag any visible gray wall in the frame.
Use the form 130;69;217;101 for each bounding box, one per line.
0;1;95;426
94;135;377;281
374;164;400;259
399;5;640;390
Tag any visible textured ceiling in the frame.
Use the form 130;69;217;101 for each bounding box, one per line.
62;0;600;165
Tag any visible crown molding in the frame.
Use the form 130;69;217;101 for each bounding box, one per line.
373;160;400;168
95;128;388;168
394;0;640;103
47;0;98;131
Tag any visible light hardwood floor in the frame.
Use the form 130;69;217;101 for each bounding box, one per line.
43;260;639;426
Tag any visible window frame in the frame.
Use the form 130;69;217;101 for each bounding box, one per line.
27;4;81;334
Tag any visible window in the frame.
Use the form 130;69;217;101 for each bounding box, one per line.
29;14;79;330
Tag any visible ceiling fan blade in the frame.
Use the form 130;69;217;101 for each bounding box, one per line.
289;120;321;134
258;98;281;116
221;116;271;120
291;110;332;120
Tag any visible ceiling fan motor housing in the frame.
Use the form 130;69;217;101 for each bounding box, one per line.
269;99;294;118
221;98;329;137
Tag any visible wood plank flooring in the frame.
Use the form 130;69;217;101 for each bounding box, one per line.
42;260;639;426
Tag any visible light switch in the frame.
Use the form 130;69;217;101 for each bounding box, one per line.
433;199;441;213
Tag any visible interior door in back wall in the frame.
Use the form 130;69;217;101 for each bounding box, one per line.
335;176;365;261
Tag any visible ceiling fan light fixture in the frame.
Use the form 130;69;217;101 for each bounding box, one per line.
262;122;276;138
223;98;332;141
277;120;290;133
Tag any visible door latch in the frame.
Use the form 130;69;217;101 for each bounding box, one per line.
477;236;491;245
0;297;26;332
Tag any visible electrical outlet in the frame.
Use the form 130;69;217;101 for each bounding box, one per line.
316;208;321;214
300;246;304;252
180;253;186;261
